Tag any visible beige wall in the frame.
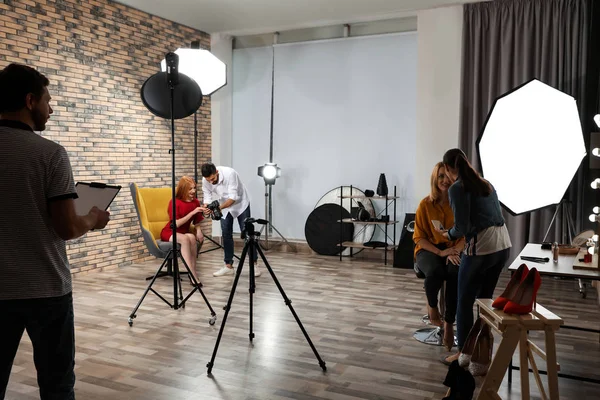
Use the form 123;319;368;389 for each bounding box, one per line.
415;6;463;200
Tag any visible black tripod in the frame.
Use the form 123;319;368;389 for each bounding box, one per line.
206;218;326;374
129;52;216;327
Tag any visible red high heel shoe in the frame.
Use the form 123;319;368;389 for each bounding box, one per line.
503;267;542;315
492;263;529;309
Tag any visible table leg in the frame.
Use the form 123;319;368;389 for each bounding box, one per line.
544;327;560;400
477;325;521;400
519;329;530;400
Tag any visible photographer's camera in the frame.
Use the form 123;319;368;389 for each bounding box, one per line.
207;200;223;220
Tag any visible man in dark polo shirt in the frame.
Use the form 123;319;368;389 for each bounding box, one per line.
0;63;110;399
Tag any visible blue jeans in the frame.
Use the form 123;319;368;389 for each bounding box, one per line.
456;248;510;350
0;292;76;400
220;205;257;265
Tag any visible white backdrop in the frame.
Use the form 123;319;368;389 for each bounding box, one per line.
232;32;418;240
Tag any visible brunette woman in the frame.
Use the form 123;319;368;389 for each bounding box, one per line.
437;149;511;364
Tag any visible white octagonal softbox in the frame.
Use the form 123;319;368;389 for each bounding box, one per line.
477;79;586;215
161;48;227;96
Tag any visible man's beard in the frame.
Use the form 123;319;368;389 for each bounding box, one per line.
32;107;46;131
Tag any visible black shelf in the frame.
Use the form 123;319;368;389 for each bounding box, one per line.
338;185;397;265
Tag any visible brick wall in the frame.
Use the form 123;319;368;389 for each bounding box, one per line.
0;0;213;273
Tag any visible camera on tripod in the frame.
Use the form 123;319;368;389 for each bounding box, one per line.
241;217;267;239
206;200;223;220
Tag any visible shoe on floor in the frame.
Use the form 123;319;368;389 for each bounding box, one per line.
254;265;262;277
213;266;234;277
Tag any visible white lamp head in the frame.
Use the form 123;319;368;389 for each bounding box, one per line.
257;163;281;185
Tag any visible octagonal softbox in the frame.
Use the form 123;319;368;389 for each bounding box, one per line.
161;48;227;96
477;79;586;215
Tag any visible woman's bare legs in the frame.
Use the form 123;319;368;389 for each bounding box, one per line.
169;234;200;283
195;227;204;246
183;233;200;282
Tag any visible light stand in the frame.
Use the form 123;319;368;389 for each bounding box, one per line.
543;199;576;244
542;199;588;297
128;53;216;327
262;182;295;251
257;163;296;251
162;44;234;260
206;218;326;374
254;45;295;252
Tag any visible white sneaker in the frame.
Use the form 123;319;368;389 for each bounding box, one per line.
253;265;262;277
213;266;234;277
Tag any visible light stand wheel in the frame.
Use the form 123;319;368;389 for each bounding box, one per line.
128;316;135;327
209;316;217;326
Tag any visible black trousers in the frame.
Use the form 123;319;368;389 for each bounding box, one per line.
416;250;458;324
0;292;75;400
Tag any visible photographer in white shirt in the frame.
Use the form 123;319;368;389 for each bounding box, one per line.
201;163;260;277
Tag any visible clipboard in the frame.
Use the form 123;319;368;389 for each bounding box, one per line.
74;182;121;216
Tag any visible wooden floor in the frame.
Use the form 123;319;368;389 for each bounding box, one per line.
5;248;600;399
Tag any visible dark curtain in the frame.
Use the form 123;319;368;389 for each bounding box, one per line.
460;0;600;261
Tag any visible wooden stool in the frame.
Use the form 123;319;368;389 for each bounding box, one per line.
475;299;563;400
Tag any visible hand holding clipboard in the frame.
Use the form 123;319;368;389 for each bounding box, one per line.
74;182;120;230
74;182;121;215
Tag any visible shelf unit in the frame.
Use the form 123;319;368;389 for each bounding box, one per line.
337;185;398;265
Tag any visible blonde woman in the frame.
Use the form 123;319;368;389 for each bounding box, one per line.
413;162;464;349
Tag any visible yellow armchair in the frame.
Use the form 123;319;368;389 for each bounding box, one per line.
130;183;199;279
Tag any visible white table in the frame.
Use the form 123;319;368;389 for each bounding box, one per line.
508;243;600;281
506;243;600;385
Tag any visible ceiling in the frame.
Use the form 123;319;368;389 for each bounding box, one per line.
114;0;482;36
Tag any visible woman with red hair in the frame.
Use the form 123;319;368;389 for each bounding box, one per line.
160;176;207;284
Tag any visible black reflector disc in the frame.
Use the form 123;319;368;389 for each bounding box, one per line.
305;204;354;256
140;71;203;120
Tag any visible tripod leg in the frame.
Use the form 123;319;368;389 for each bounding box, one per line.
200;235;241;260
249;241;256;342
207;243;249;374
128;250;173;326
255;245;327;371
173;250;187;310
172;252;182;310
177;256;185;304
177;252;218;323
543;202;561;243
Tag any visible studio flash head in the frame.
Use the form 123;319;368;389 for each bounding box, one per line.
165;52;179;86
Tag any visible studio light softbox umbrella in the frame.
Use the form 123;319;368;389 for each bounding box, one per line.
477;79;586;216
161;48;226;96
160;48;227;186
